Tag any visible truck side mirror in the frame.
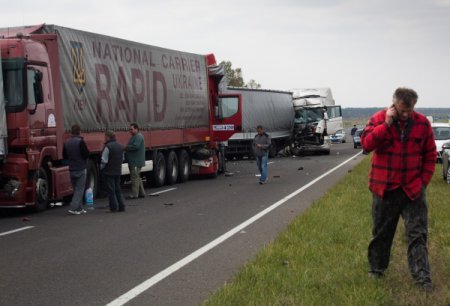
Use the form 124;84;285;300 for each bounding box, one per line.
34;70;44;104
27;68;44;114
215;97;223;120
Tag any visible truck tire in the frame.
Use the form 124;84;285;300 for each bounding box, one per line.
269;140;277;158
86;158;98;198
165;150;178;185
177;149;190;183
33;167;50;211
218;148;226;174
151;151;166;187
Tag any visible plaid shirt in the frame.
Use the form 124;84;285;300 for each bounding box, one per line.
361;109;436;200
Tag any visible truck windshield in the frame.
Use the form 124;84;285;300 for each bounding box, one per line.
294;108;324;124
2;59;25;112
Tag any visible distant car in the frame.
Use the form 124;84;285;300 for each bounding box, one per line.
330;129;346;143
353;128;363;149
432;123;450;161
442;142;450;184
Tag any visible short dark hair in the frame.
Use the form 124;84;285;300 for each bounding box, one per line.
257;125;263;129
393;87;418;107
105;130;115;139
130;123;139;130
71;124;81;135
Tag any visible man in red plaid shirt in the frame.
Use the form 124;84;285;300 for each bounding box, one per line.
361;87;436;291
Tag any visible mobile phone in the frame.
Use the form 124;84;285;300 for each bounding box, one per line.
390;104;398;118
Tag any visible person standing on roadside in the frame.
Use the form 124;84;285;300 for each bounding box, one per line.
101;130;125;212
351;124;357;136
63;124;89;215
253;125;271;184
361;87;436;291
126;123;146;199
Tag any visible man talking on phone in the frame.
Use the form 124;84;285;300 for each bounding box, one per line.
361;87;436;292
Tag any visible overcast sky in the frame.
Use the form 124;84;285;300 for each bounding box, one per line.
2;0;450;108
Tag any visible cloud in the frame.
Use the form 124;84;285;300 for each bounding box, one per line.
1;0;449;107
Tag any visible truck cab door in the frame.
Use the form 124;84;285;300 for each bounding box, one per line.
212;94;242;142
326;105;343;135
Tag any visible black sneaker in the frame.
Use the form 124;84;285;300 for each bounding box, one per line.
423;282;433;293
368;272;383;279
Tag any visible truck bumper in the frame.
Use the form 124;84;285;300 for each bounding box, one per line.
297;136;331;153
0;156;30;207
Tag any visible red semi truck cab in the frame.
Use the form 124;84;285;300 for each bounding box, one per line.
0;24;241;210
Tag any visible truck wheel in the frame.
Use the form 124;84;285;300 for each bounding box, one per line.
151;151;166;187
165;151;178;185
86;159;98;198
269;140;277;158
34;167;50;211
218;148;226;174
177;149;190;183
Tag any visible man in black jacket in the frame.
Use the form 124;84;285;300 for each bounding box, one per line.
63;124;89;215
101;130;125;212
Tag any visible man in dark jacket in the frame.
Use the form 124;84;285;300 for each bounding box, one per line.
253;125;271;184
101;130;125;212
361;87;436;291
350;124;357;136
63;124;89;215
126;123;146;199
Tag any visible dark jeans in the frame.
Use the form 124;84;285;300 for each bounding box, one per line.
69;169;86;211
255;153;269;182
104;174;125;211
368;188;431;284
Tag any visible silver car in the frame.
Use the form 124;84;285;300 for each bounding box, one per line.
330;129;346;143
432;123;450;161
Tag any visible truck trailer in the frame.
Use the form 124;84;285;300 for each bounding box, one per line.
223;87;293;159
290;88;342;155
0;24;242;210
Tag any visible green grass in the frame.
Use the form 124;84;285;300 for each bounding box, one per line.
202;157;450;306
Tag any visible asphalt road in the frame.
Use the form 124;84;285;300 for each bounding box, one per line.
0;142;365;306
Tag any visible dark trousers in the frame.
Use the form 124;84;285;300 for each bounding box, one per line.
368;188;431;284
104;174;125;211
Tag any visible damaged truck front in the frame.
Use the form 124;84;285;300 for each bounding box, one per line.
290;88;342;155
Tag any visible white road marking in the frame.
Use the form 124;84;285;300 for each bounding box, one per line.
107;152;363;306
0;226;34;237
148;188;177;196
267;161;275;165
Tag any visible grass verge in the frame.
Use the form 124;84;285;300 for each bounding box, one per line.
202;156;450;306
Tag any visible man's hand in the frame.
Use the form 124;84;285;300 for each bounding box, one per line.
385;105;397;126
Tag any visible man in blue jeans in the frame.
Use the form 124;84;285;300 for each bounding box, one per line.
63;124;89;215
253;125;271;184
